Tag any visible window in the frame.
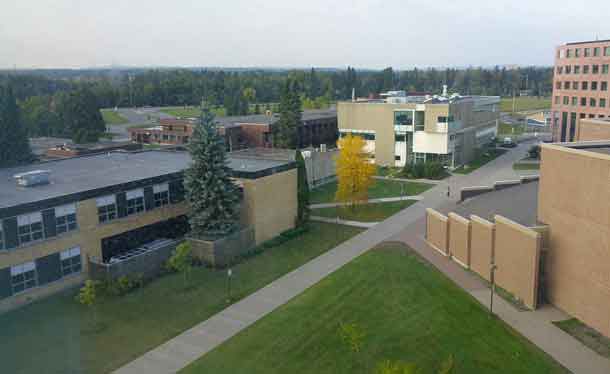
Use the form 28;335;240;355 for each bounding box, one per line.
566;49;572;58
565;65;572;74
574;66;581;74
437;116;454;123
590;98;596;107
575;48;580;57
605;47;610;56
60;247;82;277
572;97;578;106
592;81;598;90
153;183;170;208
394;111;413;126
414;111;425;132
593;65;599;74
394;134;406;142
126;189;145;215
11;262;37;294
581;97;587;106
594;47;600;57
589;114;595;118
96;195;117;223
603;65;609;74
555;82;561;89
394;155;401;161
557;66;563;74
362;133;375;141
17;212;43;244
564;81;571;89
580;113;586;119
582;81;589;90
584;48;591;57
555;96;560;104
602;82;608;91
583;65;590;74
573;81;579;90
600;98;607;108
55;204;77;235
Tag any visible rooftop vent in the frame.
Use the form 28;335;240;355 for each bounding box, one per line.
14;170;51;187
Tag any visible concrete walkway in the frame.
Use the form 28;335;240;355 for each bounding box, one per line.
309;215;379;228
309;195;423;209
373;175;443;184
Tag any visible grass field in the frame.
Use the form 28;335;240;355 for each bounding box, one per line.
181;243;567;374
100;109;128;125
499;97;551;112
310;180;433;204
453;148;507;174
160;106;226;118
311;200;417;222
513;162;540;170
0;222;363;374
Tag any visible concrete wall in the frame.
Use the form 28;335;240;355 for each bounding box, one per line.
470;215;495;281
425;209;541;309
538;143;610;337
448;213;471;268
240;168;298;244
494;215;542;310
303;149;338;188
575;118;610;141
425;208;449;255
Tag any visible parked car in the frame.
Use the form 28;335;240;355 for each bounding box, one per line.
501;137;517;148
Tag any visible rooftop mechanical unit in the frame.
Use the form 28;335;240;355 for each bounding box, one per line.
13;170;51;187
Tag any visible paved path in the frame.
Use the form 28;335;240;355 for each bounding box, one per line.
117;141;609;374
309;216;379;228
373;175;443;184
309;195;423;209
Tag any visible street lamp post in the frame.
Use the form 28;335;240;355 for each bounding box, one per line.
490;263;498;315
227;268;233;303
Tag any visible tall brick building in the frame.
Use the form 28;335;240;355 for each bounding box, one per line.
552;39;610;141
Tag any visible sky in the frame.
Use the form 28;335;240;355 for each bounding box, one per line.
1;0;610;70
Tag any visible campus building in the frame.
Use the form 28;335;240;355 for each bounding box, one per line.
129;109;338;150
0;150;297;312
551;39;610;142
337;91;500;168
573;117;610;141
425;140;610;338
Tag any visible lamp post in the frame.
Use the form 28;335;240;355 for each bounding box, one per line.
490;263;498;315
226;268;233;303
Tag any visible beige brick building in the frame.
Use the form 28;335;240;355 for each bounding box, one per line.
338;91;499;168
0;150;297;312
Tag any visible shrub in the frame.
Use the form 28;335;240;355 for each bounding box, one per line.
423;161;444;179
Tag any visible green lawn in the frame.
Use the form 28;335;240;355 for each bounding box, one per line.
498;122;525;136
0;222;363;374
453;148;507;174
310;180;433;204
100;109;128;125
499;97;551;112
513;162;540;170
160;106;227;118
181;244;567;374
311;200;417;222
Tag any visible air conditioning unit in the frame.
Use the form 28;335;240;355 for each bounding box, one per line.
320;144;327;152
14;170;51;187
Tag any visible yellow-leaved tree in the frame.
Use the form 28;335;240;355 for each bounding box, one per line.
335;134;376;207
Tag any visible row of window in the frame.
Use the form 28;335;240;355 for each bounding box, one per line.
96;183;171;224
1;204;79;250
10;247;81;294
556;64;609;75
339;131;376;141
555;81;608;91
555;96;608;108
558;46;610;59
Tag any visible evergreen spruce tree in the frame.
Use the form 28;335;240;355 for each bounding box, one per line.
0;85;32;167
274;78;302;148
184;104;241;238
295;150;310;226
56;87;105;144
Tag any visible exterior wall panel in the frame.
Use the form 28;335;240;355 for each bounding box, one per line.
448;213;470;268
426;209;449;255
469;215;495;281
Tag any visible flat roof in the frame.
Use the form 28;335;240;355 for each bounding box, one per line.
451;182;539;226
215;109;337;128
0;150;295;212
565;39;610;46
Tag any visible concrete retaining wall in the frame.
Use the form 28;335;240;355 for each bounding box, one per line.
459;176;540;201
469;215;495;281
448;213;471;268
189;226;256;268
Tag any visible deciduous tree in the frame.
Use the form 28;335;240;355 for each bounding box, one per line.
0;85;32;167
167;242;193;288
335;135;375;206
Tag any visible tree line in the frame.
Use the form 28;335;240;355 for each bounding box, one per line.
0;65;552;164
